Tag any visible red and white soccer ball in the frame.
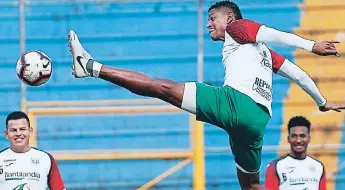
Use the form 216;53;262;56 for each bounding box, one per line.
16;50;52;86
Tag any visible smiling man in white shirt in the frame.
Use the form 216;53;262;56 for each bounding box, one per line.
0;111;66;190
265;116;326;190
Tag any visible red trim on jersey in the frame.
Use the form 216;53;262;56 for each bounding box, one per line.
319;168;327;190
269;49;286;73
48;154;65;190
226;19;262;44
265;161;279;190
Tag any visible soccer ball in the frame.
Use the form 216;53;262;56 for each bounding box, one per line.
16;50;52;86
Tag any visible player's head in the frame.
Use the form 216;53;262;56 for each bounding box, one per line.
287;116;311;155
4;111;32;152
207;1;243;41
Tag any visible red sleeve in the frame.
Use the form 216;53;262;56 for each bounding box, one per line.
265;161;279;190
269;49;286;73
319;167;327;190
48;154;65;190
226;19;262;44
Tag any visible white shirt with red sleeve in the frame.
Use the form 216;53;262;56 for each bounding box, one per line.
223;19;286;116
0;147;66;190
223;19;326;115
265;154;327;190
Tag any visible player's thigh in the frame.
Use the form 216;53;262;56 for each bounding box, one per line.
193;83;237;130
230;102;270;173
230;134;264;174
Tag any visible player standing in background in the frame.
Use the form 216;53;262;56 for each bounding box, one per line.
68;1;344;189
265;116;326;190
0;111;66;190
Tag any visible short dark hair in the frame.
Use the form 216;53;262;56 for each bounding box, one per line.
288;116;310;134
6;111;30;129
208;1;243;20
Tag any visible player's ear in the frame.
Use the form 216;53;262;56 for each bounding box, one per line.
29;127;33;135
4;130;8;139
227;10;235;24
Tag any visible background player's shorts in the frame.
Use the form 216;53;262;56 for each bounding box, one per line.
195;82;270;173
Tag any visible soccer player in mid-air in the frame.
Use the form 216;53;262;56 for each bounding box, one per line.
265;116;326;190
68;1;344;189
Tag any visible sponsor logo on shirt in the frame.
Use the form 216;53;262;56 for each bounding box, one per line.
286;166;296;173
260;51;272;72
3;159;16;167
289;177;319;186
309;165;316;172
12;183;33;190
30;157;40;165
5;172;40;181
4;159;16;163
252;77;272;101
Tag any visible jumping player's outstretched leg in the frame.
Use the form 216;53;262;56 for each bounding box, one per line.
98;65;185;108
68;30;196;113
68;30;268;190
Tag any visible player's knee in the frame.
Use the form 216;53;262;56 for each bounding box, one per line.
237;168;261;190
149;78;179;97
147;79;185;108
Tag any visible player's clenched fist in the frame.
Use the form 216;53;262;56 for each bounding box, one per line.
312;40;340;56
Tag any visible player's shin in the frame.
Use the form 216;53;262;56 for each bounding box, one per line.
85;60;185;108
85;59;155;94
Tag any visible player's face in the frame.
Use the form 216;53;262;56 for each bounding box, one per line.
288;126;310;153
4;118;32;152
207;8;232;41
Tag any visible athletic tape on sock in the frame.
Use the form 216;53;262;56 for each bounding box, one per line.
86;59;102;78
